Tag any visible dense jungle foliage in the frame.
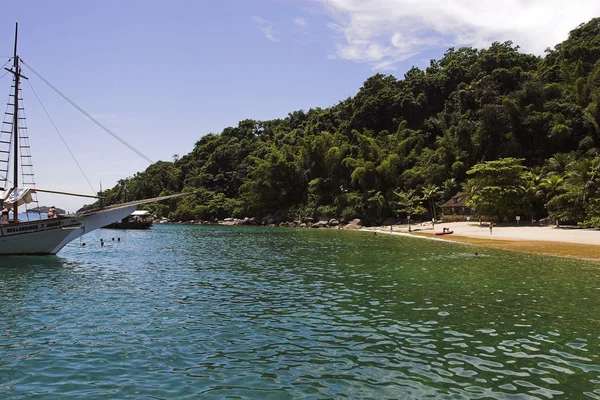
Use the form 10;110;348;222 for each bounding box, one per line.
94;19;600;227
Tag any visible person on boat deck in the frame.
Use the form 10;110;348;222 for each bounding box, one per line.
0;207;9;224
47;206;57;218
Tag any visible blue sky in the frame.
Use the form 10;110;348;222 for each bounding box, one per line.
0;0;598;211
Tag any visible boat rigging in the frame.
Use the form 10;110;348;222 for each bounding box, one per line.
0;22;185;255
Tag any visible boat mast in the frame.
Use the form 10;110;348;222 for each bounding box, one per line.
12;22;19;222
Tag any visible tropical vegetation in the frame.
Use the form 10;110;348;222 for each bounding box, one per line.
92;18;600;227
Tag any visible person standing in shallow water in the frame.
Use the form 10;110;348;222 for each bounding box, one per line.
489;222;493;235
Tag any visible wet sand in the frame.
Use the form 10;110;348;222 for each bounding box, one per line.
365;222;600;261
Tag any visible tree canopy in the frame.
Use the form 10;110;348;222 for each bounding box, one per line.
91;18;600;227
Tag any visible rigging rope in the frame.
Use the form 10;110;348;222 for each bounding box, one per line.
0;58;14;82
26;79;97;195
21;59;155;165
20;59;186;192
0;75;14;186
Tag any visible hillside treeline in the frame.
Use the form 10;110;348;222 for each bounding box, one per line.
96;18;600;226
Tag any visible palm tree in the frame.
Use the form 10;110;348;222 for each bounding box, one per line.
422;184;442;221
545;153;575;176
520;172;544;223
443;178;457;198
566;157;600;203
540;174;564;203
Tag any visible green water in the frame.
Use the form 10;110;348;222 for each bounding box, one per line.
1;224;599;399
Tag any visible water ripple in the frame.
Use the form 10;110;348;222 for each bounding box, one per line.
0;225;599;398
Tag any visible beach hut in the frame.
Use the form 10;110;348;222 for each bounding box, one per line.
441;193;473;221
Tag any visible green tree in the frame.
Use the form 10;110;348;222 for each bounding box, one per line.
464;158;528;221
566;157;600;203
393;189;427;221
90;18;600;226
421;184;442;221
520;171;544;223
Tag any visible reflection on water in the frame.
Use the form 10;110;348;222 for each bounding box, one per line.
0;224;599;399
0;255;66;269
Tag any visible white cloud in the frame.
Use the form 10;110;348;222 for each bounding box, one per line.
253;16;280;43
294;17;308;27
317;0;600;70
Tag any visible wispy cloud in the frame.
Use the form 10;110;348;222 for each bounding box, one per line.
317;0;600;70
294;17;308;27
253;16;280;43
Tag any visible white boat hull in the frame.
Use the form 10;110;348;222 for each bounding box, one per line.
0;193;185;255
0;204;137;255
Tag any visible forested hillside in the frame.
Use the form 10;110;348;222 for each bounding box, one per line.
95;18;600;226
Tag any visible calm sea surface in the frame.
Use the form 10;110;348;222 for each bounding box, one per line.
1;224;599;399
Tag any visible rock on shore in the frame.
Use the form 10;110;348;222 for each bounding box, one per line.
157;216;362;229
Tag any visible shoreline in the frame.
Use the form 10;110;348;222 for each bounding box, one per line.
363;221;600;261
159;218;600;261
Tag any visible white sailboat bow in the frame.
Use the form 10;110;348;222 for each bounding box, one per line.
0;194;184;255
0;24;184;255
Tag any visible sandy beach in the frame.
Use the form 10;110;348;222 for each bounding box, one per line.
366;221;600;261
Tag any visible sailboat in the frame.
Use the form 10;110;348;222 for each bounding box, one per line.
0;23;184;255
